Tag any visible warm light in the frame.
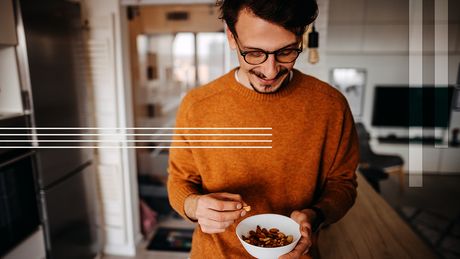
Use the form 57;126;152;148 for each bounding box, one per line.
308;48;319;64
307;23;319;65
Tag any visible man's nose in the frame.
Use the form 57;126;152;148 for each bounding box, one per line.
261;54;279;80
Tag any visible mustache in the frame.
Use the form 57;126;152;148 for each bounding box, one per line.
249;68;289;80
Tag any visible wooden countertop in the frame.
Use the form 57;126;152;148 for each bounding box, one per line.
318;173;437;259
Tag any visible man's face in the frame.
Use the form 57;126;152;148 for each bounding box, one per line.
226;8;300;94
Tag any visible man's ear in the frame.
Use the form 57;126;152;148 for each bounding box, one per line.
225;24;237;50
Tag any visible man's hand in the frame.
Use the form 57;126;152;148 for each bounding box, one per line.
279;209;316;259
184;192;247;234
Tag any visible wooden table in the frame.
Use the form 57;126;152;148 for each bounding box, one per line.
318;173;438;259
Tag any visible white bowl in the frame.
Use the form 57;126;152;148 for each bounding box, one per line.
236;214;301;259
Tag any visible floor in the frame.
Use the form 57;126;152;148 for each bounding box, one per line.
102;172;460;259
379;173;460;259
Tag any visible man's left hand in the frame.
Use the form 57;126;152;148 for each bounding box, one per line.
278;209;316;259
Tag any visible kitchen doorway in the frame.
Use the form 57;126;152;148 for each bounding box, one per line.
126;4;236;245
135;31;228;217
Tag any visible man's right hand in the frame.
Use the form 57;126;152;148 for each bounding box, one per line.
184;192;247;234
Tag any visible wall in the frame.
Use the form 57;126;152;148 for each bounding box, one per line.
140;4;223;33
296;0;460;173
81;0;140;256
304;0;460;133
325;54;460;132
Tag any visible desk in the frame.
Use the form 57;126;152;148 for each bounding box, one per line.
318;173;437;259
370;138;460;174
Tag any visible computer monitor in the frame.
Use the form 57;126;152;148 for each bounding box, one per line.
371;85;455;128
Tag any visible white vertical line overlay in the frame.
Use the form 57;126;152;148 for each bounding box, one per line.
434;0;449;148
409;0;424;186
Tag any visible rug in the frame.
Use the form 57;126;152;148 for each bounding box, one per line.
147;227;194;252
397;206;460;259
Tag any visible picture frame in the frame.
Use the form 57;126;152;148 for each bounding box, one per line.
330;68;367;118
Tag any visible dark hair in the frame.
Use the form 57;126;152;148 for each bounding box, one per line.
218;0;318;37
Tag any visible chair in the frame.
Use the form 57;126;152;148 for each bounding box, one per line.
359;168;389;193
355;122;405;192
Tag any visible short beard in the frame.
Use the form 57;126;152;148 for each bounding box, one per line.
249;68;290;94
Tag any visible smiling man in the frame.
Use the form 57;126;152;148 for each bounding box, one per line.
229;8;301;94
167;0;359;258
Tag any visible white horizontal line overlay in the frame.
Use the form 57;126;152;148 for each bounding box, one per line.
0;140;272;143
0;146;272;149
0;133;272;136
0;127;272;130
0;127;273;149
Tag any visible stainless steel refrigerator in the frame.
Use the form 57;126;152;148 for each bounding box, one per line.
18;0;101;258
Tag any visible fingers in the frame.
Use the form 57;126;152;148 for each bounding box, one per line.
196;193;246;221
290;210;312;238
293;236;312;254
278;236;312;259
206;198;242;211
300;222;312;238
196;207;243;222
282;210;314;259
211;192;243;202
204;193;244;211
198;217;234;230
195;192;248;234
197;209;242;234
290;210;307;223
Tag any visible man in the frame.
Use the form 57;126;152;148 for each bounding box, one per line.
167;0;359;258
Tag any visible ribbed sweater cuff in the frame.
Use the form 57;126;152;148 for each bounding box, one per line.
168;183;200;222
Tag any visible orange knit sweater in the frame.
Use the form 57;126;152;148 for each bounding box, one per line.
167;68;359;258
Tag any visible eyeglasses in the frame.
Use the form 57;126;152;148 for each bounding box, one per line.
234;36;303;65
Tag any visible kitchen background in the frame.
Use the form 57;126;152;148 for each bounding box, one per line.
1;0;460;258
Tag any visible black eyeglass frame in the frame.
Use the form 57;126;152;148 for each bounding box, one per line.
234;36;303;65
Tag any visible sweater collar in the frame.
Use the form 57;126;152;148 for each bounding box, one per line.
225;68;300;101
